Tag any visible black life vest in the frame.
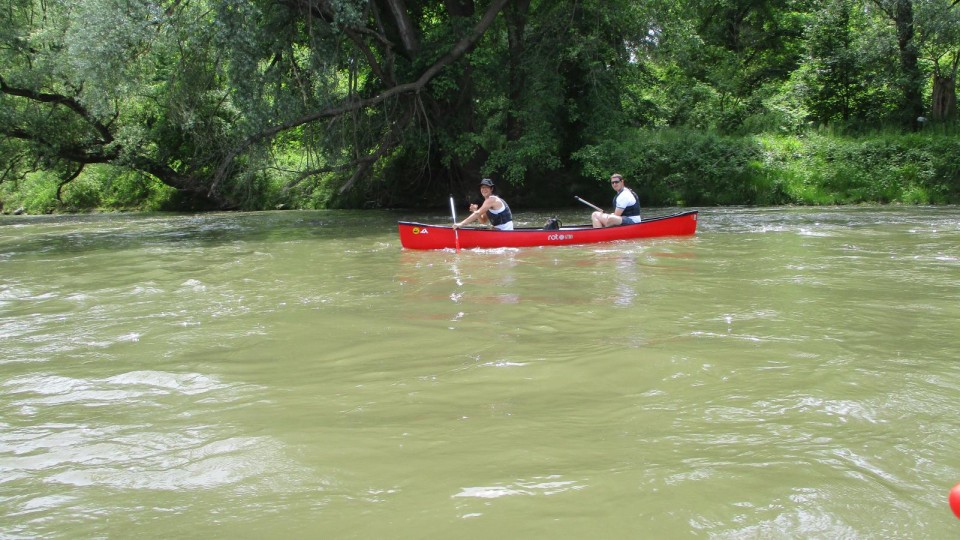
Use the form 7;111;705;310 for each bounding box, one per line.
614;188;641;218
488;197;513;227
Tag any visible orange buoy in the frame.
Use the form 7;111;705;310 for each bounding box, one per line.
949;483;960;519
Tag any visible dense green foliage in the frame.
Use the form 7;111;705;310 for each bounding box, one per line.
2;0;959;213
575;129;960;206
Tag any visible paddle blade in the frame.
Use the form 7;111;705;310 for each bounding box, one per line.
449;196;460;253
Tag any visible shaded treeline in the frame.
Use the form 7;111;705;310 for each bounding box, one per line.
2;0;959;213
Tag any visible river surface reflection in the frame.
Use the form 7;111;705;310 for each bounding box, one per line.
1;206;959;538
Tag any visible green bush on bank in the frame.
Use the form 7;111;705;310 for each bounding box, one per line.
575;129;960;206
1;165;176;214
4;130;960;214
1;170;60;214
762;132;960;205
575;129;788;206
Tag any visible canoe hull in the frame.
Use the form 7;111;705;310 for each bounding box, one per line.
398;210;698;250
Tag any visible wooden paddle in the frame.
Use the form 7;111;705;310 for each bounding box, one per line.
575;195;603;212
449;195;461;253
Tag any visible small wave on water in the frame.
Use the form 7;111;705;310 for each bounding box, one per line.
453;475;584;500
0;371;313;495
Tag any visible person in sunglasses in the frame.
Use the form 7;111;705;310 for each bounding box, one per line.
592;173;641;228
455;178;514;231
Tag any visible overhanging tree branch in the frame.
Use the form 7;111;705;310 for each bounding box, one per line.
282;103;414;195
209;0;511;196
1;126;118;164
0;75;115;143
56;163;85;203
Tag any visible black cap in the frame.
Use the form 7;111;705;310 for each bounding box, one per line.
479;178;495;187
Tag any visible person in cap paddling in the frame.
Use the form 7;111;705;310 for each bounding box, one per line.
455;178;514;231
591;173;641;228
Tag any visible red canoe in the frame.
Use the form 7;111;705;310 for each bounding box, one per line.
398;210;698;250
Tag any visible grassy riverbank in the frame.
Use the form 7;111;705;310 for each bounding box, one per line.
756;131;960;205
575;129;960;207
4;129;960;214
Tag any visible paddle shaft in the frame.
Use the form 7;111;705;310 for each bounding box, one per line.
575;196;604;212
449;195;460;252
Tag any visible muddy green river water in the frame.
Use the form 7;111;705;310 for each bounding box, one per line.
1;206;959;538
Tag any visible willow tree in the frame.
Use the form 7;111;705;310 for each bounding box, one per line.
0;0;244;207
218;0;632;207
3;0;672;209
210;0;532;208
1;0;513;209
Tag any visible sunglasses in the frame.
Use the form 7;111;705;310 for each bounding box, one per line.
610;179;622;184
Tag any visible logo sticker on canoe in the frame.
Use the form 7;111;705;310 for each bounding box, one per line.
412;227;428;235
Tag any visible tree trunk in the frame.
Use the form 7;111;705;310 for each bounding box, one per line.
892;0;925;128
382;0;419;56
932;74;957;121
931;53;959;122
